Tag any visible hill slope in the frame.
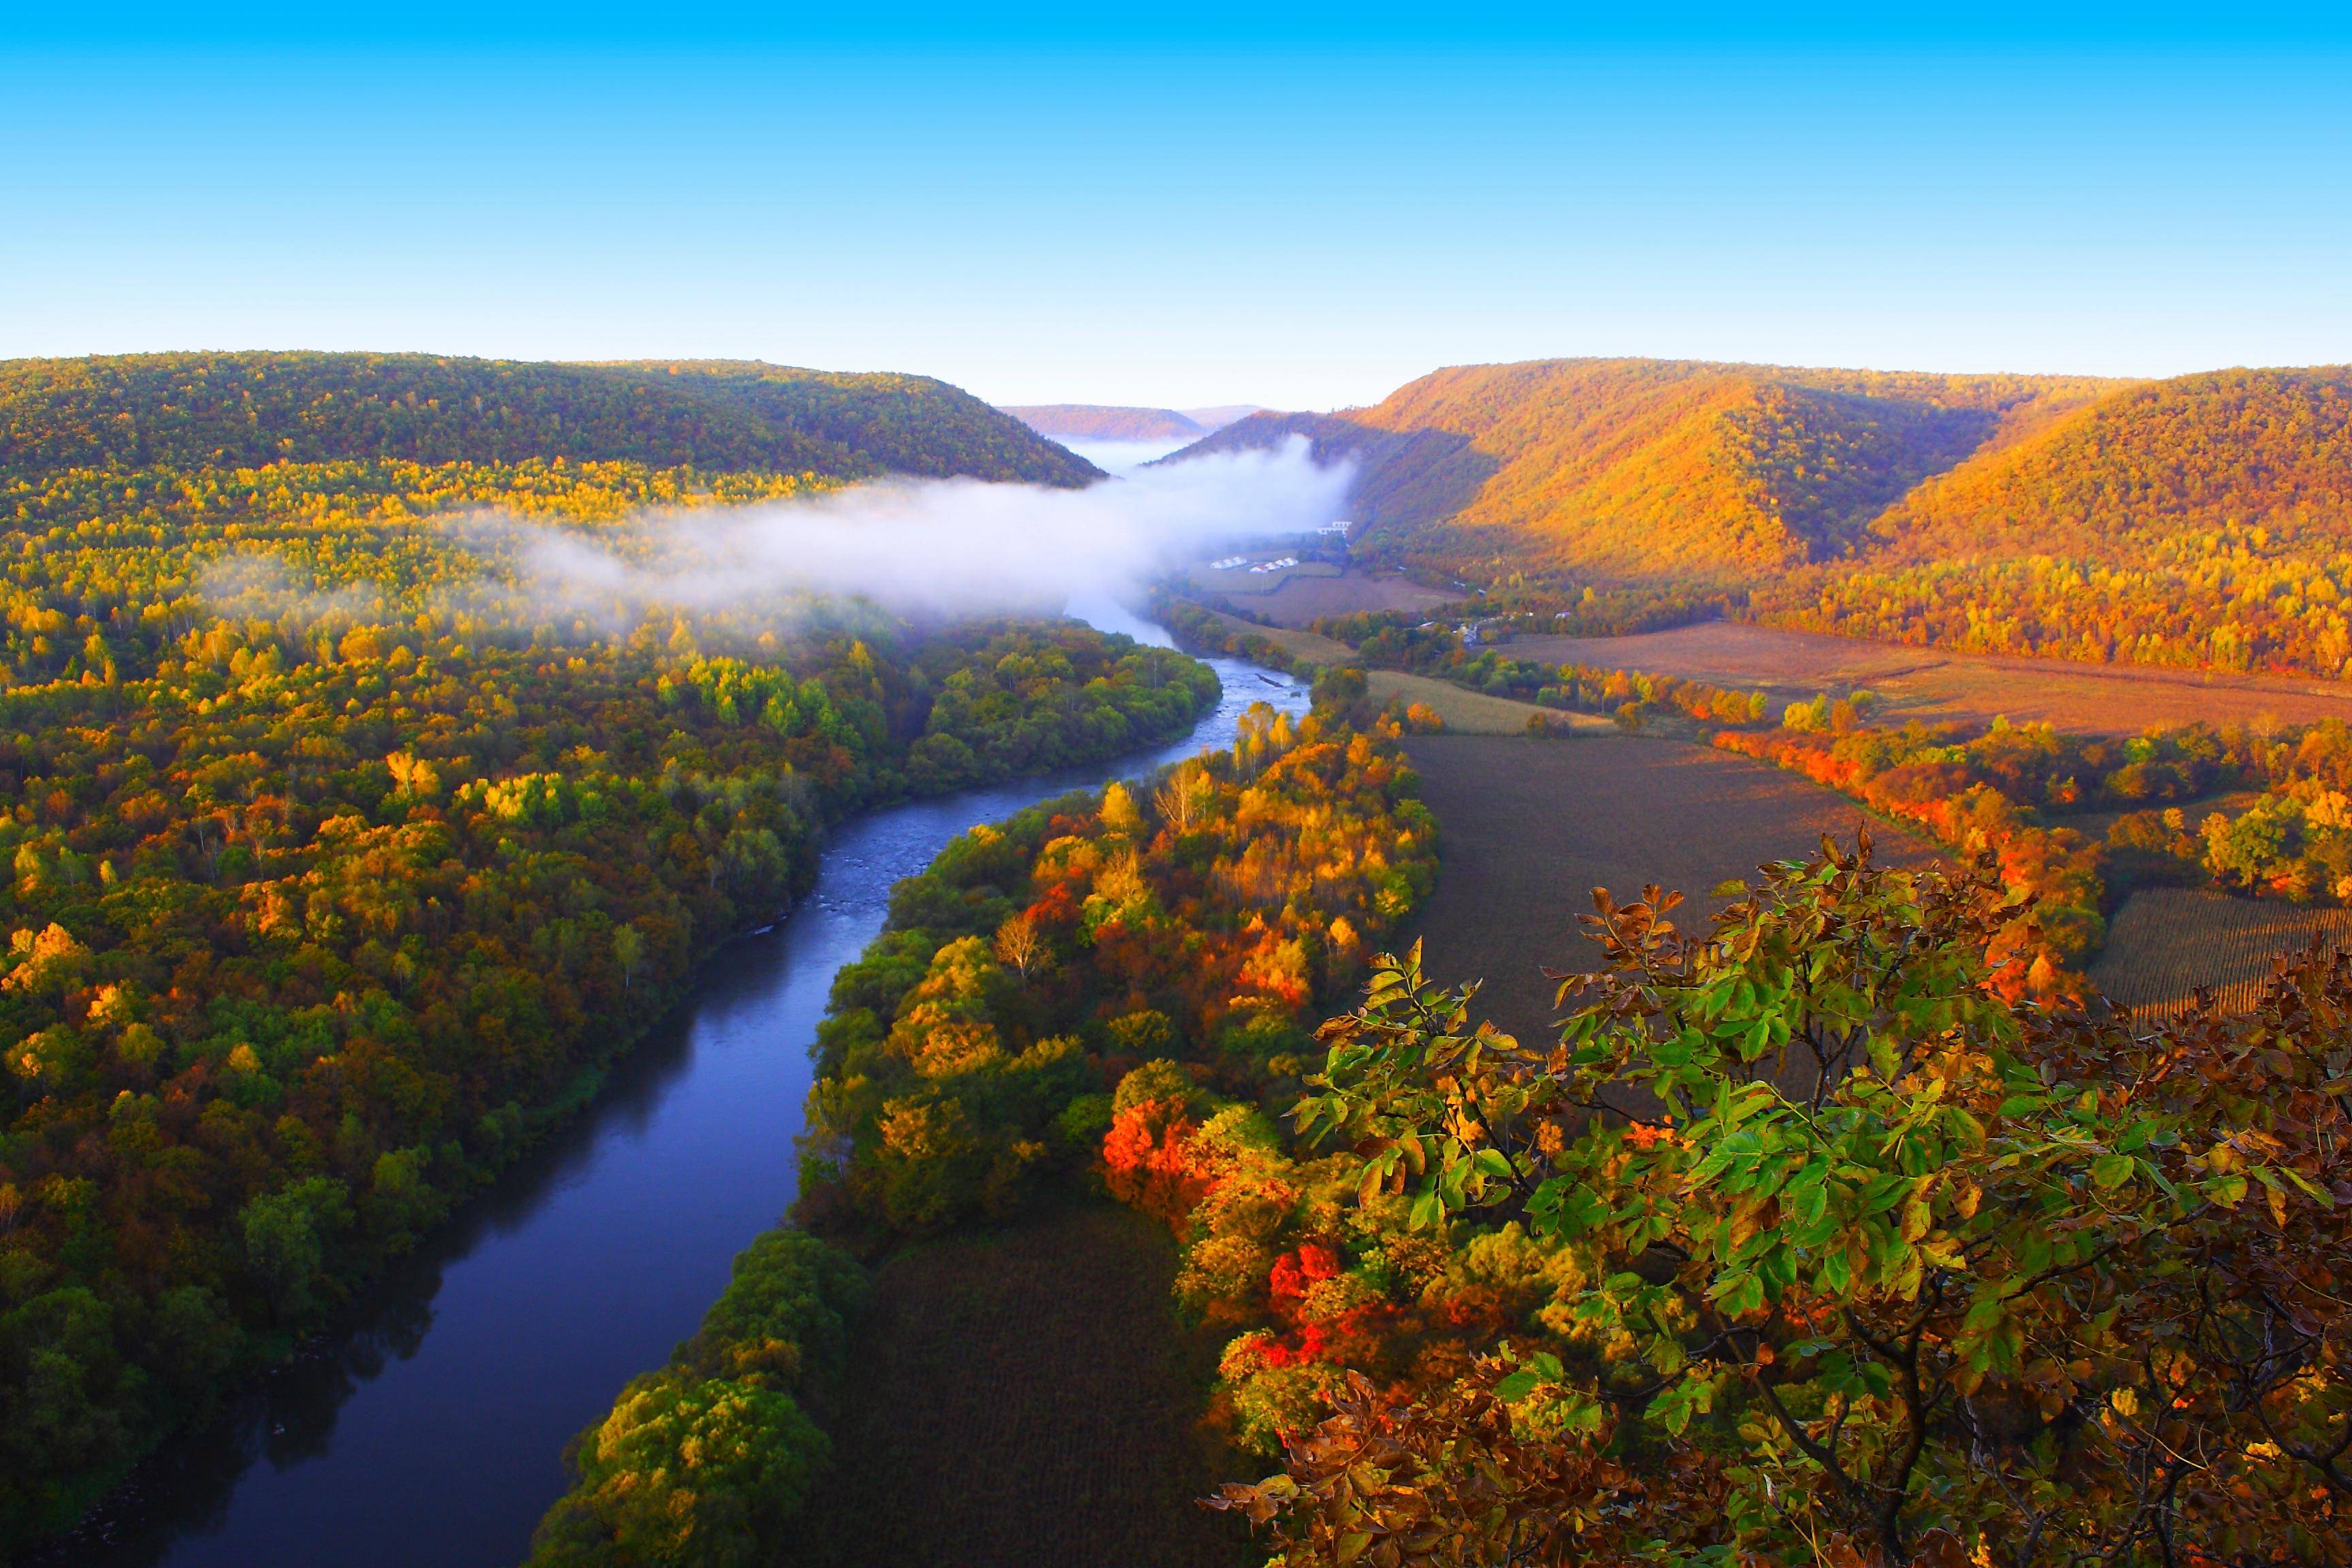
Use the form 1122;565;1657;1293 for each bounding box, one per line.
1863;365;2352;564
1173;359;2110;585
0;353;1098;487
1752;365;2352;672
1176;357;2352;678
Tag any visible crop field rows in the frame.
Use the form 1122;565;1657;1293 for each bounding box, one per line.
1396;734;1942;1045
2090;887;2352;1019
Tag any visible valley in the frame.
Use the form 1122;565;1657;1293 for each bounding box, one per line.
5;347;2352;1568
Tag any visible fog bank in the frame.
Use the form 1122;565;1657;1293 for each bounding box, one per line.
510;434;1346;621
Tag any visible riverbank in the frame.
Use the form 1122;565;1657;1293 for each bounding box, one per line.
36;643;1290;1568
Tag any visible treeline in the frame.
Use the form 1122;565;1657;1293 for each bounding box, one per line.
527;674;1438;1562
1755;533;2352;679
1299;608;1773;730
525;1232;868;1568
1211;846;2352;1567
1311;583;1725;648
0;606;1213;1548
1721;716;2352;994
0;353;1096;489
1150;595;1314;674
1715;721;2113;988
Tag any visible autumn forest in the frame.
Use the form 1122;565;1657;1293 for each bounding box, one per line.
3;349;2351;1568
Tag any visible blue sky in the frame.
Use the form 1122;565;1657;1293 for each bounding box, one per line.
4;9;2350;409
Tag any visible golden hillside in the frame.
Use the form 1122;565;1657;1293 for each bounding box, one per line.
1864;365;2352;562
1752;365;2352;674
1183;358;2108;585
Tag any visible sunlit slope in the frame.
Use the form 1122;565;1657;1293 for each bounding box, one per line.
1176;358;2109;584
1754;366;2352;672
1861;366;2352;562
0;352;1098;487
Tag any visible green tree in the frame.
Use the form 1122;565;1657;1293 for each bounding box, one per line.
238;1177;353;1319
1237;839;2352;1566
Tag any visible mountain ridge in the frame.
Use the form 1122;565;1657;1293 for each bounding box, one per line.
1171;357;2116;583
0;351;1100;488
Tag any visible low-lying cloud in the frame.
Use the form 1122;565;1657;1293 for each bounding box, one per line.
508;434;1349;622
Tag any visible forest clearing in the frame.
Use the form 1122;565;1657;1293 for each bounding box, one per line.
1185;565;1454;627
1365;669;1610;734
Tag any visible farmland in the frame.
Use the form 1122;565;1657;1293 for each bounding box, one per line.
1394;733;1941;1044
2090;888;2352;1019
1507;620;2352;735
787;1201;1239;1568
1369;669;1612;734
1183;565;1454;627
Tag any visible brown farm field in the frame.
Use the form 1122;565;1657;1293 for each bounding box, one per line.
789;1200;1241;1568
1506;621;2352;736
2091;889;2352;1019
1396;734;1940;1045
1186;566;1454;628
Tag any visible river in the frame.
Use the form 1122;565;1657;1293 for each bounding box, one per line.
42;615;1305;1568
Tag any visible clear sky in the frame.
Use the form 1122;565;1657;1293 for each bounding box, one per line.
4;5;2350;410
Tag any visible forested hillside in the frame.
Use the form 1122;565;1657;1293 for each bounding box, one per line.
1175;359;2110;583
1753;366;2352;672
0;353;1098;489
1180;357;2352;680
0;358;1188;1552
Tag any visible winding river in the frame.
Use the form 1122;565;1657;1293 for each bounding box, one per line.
43;610;1305;1568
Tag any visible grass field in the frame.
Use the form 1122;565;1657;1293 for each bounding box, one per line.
1183;607;1605;734
1367;669;1614;734
788;1200;1242;1568
1192;612;1354;665
1507;621;2352;736
1396;734;1940;1046
2091;888;2352;1019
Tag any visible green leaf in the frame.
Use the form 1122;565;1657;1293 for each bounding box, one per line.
2091;1153;2133;1191
1493;1370;1541;1401
1409;1187;1445;1230
2204;1173;2249;1208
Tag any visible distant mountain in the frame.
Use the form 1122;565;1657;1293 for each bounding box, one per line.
1001;404;1207;442
0;352;1100;487
1180;405;1266;432
1169;359;2113;583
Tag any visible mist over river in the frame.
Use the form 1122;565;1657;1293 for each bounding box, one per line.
38;619;1306;1568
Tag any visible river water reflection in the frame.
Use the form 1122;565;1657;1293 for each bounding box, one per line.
42;629;1305;1568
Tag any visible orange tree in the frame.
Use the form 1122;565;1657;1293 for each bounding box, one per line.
1222;837;2351;1566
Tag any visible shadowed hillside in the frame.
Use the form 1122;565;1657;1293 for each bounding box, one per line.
0;352;1100;488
